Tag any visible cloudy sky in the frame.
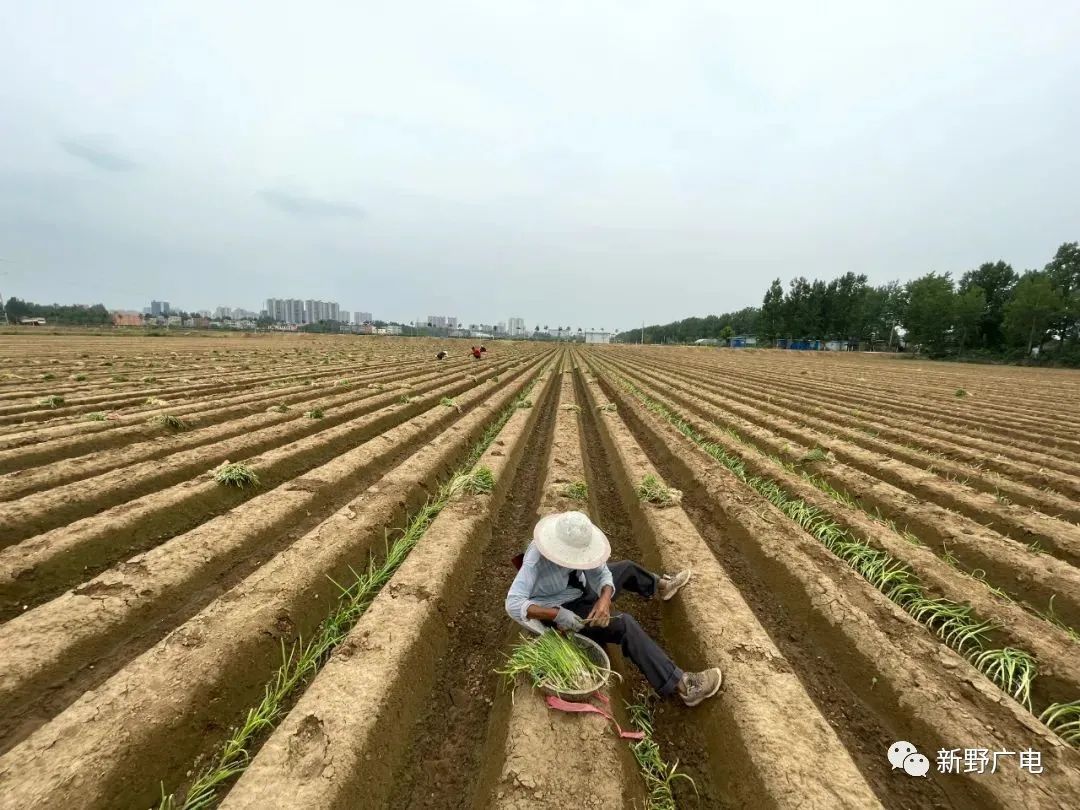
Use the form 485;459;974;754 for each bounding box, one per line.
1;2;1078;329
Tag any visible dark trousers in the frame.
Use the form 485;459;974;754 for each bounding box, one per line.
560;560;683;696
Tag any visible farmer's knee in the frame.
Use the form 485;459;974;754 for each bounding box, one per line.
617;613;644;637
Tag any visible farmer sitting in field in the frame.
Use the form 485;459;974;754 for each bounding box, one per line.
505;511;723;706
470;346;483;359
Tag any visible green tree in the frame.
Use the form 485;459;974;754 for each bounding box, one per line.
1005;272;1065;355
824;272;869;339
720;324;734;345
1044;242;1080;344
807;279;828;338
953;286;986;353
860;281;905;346
902;273;955;353
3;297;110;326
759;279;784;342
958;261;1017;350
783;277;813;338
3;296;32;321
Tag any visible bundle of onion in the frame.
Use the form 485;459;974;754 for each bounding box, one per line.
498;631;608;693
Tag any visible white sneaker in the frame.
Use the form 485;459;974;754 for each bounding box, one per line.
657;568;692;601
678;668;723;707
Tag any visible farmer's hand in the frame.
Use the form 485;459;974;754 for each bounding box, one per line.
554;607;585;633
587;594;612;628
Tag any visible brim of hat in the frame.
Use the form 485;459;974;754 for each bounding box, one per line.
533;512;611;570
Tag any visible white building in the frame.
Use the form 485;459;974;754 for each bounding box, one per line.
355;311;373;324
584;331;613;344
508;317;525;337
303;300;340;324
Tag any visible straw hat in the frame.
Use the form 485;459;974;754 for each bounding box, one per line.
533;511;610;570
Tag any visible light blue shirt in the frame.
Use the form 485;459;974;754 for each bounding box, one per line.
505;541;615;633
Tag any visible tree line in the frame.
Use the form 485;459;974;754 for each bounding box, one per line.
615;241;1079;363
3;297;111;326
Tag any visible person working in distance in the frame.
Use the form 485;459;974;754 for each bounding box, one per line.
505;511;723;706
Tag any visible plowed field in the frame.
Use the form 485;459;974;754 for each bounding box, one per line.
1;334;1078;809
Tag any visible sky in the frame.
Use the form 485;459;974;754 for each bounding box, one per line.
1;1;1078;330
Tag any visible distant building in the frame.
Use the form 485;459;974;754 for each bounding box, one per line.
384;323;402;335
265;298;302;324
112;311;143;327
287;300;304;324
151;300;170;317
305;300;326;323
508;317;525;337
420;315;457;331
584;331;612;344
19;317;46;326
355;311;372;324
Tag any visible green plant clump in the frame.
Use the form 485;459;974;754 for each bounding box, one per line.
440;397;460;411
563;480;589;502
1040;701;1080;745
637;474;680;506
450;466;495;497
955;388;968;397
627;695;697;809
970;648;1037;709
798;447;831;464
37;395;64;408
212;462;260;489
84;411;108;421
304;408;325;419
267;404;289;414
150;414;189;431
497;631;607;692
